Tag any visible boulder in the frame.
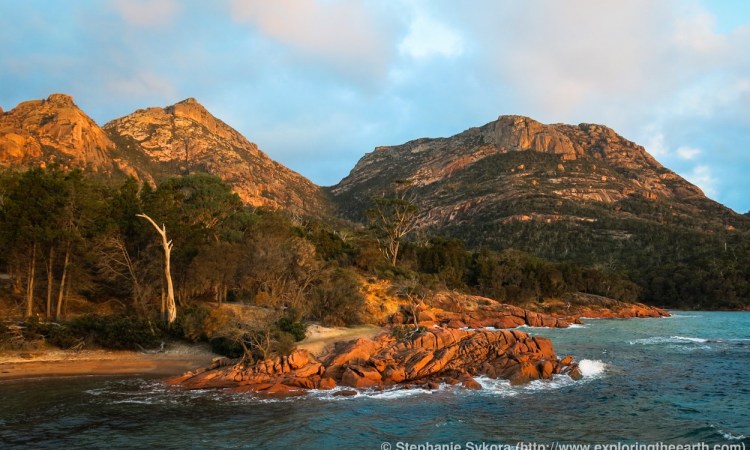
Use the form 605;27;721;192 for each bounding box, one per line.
169;327;580;395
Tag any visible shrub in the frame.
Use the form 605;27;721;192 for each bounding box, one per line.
275;317;307;342
309;268;365;327
209;336;245;359
67;314;161;350
175;304;212;342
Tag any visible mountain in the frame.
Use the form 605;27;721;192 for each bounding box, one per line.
0;93;141;177
104;98;330;216
332;115;750;308
0;95;330;217
333;115;726;225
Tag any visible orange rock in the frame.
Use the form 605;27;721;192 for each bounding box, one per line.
341;365;382;388
174;326;574;393
383;366;406;383
326;338;382;367
462;378;483;390
510;363;541;385
287;350;310;370
540;360;554;379
293;362;322;378
318;377;337;390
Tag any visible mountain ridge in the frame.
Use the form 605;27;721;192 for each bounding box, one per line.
1;93;749;308
331;114;728;228
0;94;330;217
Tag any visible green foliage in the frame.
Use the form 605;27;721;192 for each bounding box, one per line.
467;248;638;304
275;317;307;342
417;238;469;289
309;268;366;327
175;304;213;342
20;317;80;348
67;314;161;350
366;191;419;266
209;336;245;359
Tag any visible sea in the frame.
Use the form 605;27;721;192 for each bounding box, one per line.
0;312;748;449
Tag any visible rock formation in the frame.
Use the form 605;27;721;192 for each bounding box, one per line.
331;114;714;227
169;327;580;394
550;292;670;320
0;94;116;171
391;292;575;329
0;94;331;217
104;98;330;217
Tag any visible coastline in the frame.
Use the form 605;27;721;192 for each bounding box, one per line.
0;342;218;381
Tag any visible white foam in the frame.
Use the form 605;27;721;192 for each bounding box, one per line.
578;359;608;378
629;336;709;345
308;385;442;401
711;425;746;441
664;313;702;319
672;335;709;343
474;377;517;396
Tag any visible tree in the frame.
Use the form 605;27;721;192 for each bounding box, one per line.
137;213;176;325
366;184;419;266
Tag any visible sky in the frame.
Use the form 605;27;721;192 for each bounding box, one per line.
1;0;749;212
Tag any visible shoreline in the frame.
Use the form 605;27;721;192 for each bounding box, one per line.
0;342;218;381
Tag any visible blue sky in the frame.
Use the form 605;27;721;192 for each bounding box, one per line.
1;0;749;212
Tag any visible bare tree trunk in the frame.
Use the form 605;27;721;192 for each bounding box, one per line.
390;240;400;266
55;244;71;321
26;242;37;318
45;246;54;319
11;261;22;294
160;274;166;322
137;214;177;325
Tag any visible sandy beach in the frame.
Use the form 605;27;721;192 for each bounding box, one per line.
0;325;386;381
296;324;386;357
0;342;218;381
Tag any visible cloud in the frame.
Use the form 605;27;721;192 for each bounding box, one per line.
110;0;181;27
229;0;400;83
676;146;701;160
399;13;465;59
2;1;749;211
685;165;717;197
643;131;670;158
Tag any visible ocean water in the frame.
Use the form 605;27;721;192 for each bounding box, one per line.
0;312;748;449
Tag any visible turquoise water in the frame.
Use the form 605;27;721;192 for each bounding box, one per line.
0;312;748;449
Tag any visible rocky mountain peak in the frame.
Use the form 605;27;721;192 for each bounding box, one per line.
478;115;583;160
332;114;708;228
104;99;329;216
0;93;114;169
45;93;76;107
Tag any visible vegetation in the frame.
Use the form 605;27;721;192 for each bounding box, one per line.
1;165;746;358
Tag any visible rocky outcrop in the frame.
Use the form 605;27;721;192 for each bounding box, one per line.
546;292;670;320
391;292;574;329
169;327;580;394
0;94;116;170
104;98;331;217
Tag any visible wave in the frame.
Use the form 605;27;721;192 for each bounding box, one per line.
308;385;444;402
629;335;709;345
711;424;747;441
578;359;608;378
514;324;586;330
664;313;702;319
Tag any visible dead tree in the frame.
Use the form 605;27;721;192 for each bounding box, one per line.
136;213;177;325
